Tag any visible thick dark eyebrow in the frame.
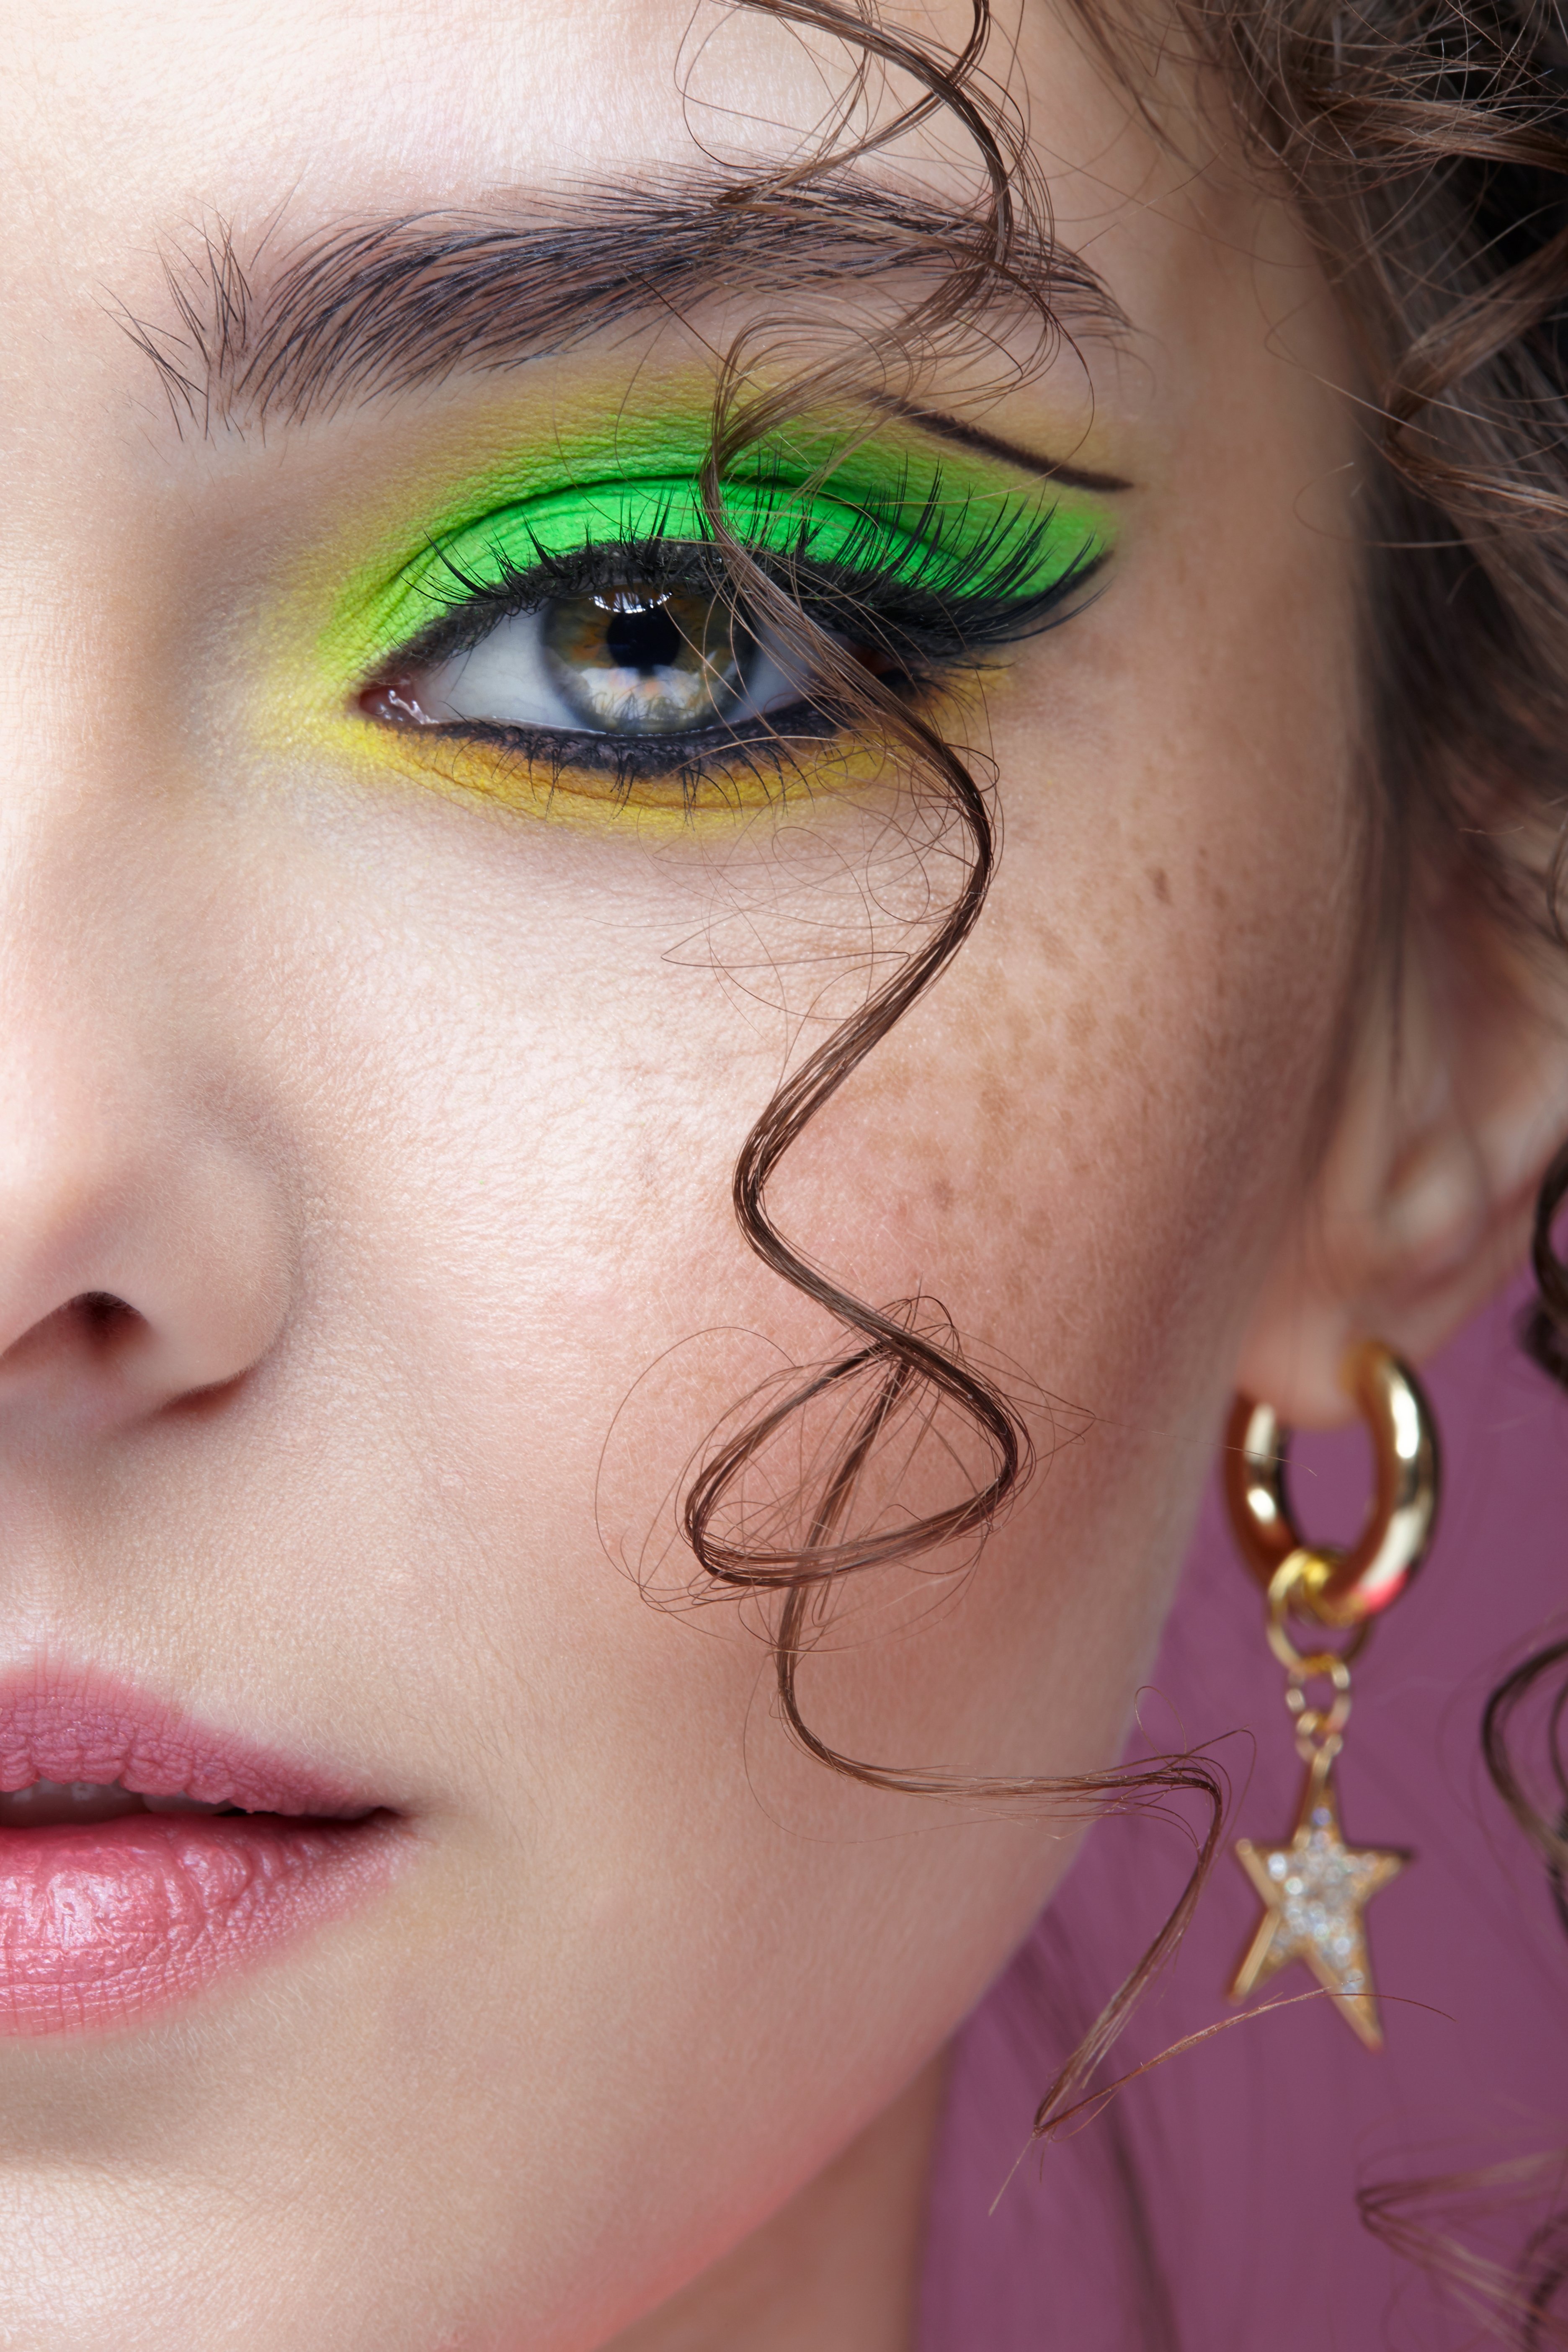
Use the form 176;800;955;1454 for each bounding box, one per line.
122;173;1128;437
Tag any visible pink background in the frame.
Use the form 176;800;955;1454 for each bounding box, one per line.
921;1281;1568;2347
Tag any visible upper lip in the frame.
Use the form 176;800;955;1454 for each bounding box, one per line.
0;1665;382;1819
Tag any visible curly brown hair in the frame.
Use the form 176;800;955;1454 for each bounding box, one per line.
655;0;1568;2321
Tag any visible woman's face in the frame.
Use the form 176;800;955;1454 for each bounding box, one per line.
0;3;1375;2344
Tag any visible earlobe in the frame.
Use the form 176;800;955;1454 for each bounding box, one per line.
1233;934;1568;1427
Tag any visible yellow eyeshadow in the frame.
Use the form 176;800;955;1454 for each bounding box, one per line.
339;709;904;834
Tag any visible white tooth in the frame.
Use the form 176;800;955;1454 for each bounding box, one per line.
0;1779;147;1825
0;1779;234;1825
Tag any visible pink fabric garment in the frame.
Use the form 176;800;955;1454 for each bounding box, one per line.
921;1279;1568;2349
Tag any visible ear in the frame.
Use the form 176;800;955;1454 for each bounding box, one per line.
1235;921;1568;1428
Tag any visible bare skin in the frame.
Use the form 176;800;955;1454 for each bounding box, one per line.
0;3;1561;2347
614;2061;948;2351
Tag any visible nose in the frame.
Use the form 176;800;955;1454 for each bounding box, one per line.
0;832;292;1438
0;1110;290;1430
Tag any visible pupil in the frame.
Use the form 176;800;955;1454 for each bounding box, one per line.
539;584;753;736
603;602;684;673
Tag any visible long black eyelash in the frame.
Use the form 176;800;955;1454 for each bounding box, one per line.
398;472;1104;664
364;472;1108;801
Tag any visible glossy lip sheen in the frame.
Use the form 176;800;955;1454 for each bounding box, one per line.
0;1671;403;2037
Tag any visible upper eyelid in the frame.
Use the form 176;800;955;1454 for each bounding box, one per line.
372;551;1106;691
364;509;1112;681
343;458;1114;665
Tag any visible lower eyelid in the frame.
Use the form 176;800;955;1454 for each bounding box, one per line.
357;709;864;828
412;701;842;765
347;563;1010;823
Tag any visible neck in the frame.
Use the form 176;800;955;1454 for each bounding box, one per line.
607;2054;949;2352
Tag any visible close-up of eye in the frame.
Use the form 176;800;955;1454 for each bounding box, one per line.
340;472;1114;805
364;579;805;739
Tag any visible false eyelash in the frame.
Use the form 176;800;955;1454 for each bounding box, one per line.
360;467;1108;802
383;464;1108;676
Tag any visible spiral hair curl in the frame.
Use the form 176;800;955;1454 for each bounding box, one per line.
683;0;1568;2233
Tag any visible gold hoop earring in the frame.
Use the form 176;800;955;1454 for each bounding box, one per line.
1222;1340;1441;2050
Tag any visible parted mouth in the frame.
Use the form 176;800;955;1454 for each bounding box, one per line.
0;1779;381;1828
0;1662;388;1825
0;1664;406;2039
0;1779;244;1826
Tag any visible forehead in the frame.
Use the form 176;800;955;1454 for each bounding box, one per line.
0;0;1229;351
2;1;1122;190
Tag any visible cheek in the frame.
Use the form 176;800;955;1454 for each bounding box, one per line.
256;560;1356;1808
162;599;1359;2336
732;534;1364;1741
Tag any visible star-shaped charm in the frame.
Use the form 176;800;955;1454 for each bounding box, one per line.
1229;1764;1408;2050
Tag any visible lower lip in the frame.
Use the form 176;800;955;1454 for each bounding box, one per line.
0;1812;403;2037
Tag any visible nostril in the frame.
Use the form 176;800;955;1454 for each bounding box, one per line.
0;1291;145;1379
73;1292;139;1344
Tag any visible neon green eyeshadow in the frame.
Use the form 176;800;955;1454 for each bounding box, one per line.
324;436;1114;681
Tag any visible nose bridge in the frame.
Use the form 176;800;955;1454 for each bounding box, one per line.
0;848;166;1341
0;238;301;1430
0;764;293;1409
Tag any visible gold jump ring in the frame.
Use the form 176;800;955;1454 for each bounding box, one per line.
1225;1341;1439;1626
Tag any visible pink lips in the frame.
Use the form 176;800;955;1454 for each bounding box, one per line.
0;1669;403;2036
